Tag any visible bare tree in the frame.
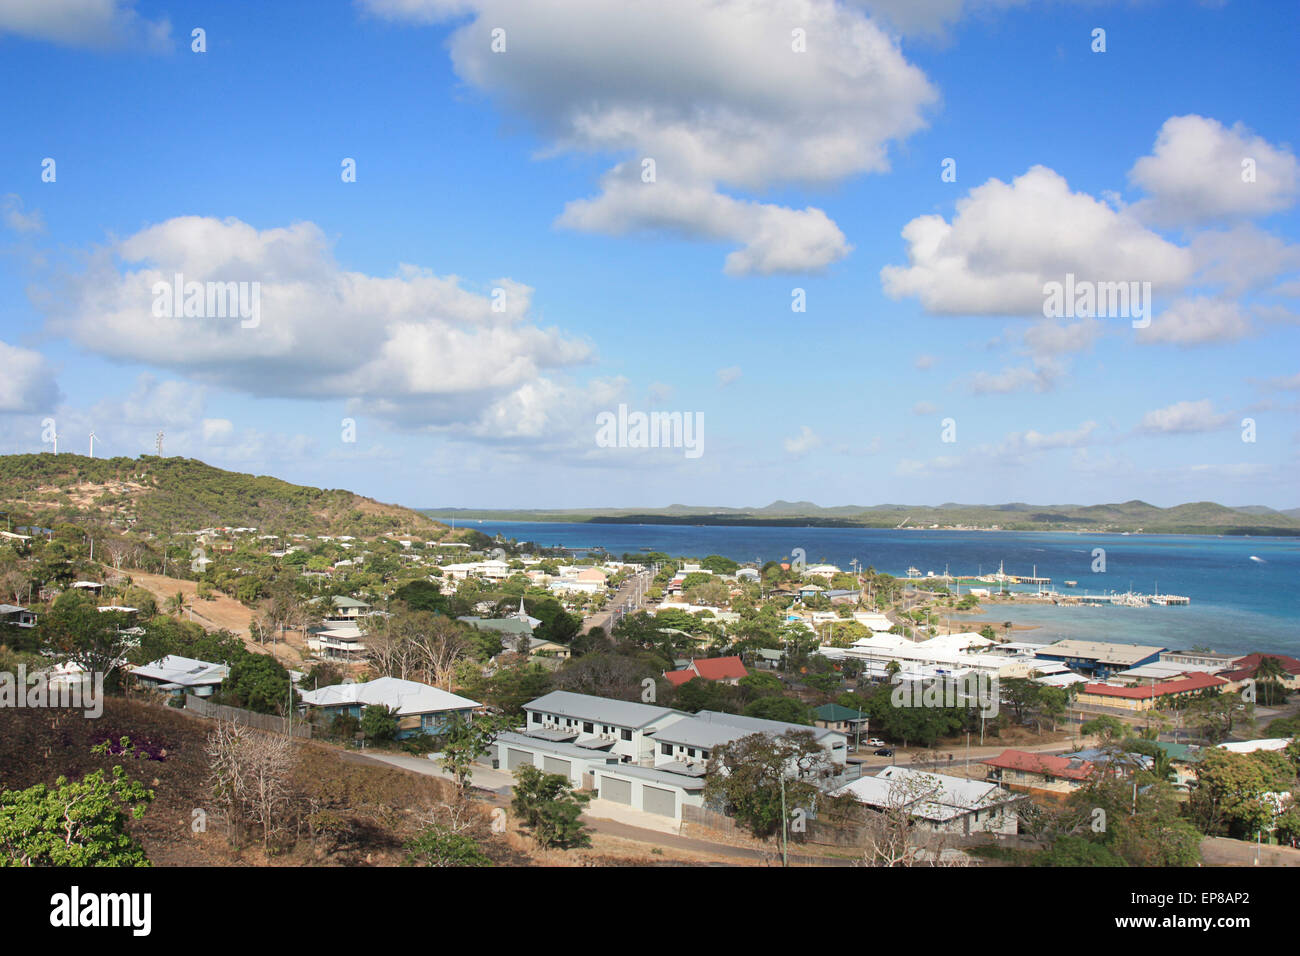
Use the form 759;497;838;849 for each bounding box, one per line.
206;720;298;853
852;775;973;868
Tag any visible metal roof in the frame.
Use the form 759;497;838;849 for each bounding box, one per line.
524;690;684;730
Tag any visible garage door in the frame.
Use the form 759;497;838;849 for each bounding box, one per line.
600;776;632;804
543;756;572;778
506;748;532;771
642;785;677;818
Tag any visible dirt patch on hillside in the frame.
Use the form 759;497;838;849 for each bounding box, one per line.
122;570;306;666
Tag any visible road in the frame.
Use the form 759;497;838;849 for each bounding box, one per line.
582;568;653;635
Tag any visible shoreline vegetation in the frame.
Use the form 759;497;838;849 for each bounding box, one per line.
420;502;1300;538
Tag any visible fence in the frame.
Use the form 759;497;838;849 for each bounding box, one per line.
183;694;312;738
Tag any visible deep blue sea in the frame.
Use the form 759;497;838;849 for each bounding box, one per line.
472;521;1300;656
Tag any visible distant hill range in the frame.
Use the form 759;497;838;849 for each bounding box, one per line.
424;499;1300;536
0;454;443;538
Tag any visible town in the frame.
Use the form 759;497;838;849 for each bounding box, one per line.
2;501;1297;868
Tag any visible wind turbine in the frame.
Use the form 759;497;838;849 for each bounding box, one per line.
88;431;97;458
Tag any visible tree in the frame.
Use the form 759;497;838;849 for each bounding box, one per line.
360;704;400;744
37;601;134;690
743;696;814;725
439;714;510;791
510;765;591;850
1190;749;1295;838
205;720;298;852
403;824;493;867
703;731;836;840
218;652;297;716
0;765;152;866
1080;715;1127;743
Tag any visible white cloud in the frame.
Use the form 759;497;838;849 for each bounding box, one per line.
1137;399;1231;435
1136;297;1252;346
970;358;1064;394
202;418;234;443
1;194;44;234
0;340;59;413
783;425;822;456
912;401;939;415
365;0;935;273
557;174;850;276
717;366;742;386
47;216;593;433
881;165;1192;315
1129;115;1300;227
994;421;1097;456
914;353;936;370
0;0;171;51
1189;225;1300;295
1022;318;1102;356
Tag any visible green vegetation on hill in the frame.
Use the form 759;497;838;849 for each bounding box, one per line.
0;453;440;538
425;498;1300;536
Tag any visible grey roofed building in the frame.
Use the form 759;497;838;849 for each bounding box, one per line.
494;730;617;762
596;763;708;790
524;690;683;730
652;709;843;750
831;765;1020;825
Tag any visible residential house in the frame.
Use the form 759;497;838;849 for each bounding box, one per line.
831;766;1021;835
663;655;748;687
0;603;37;629
983;749;1096;798
130;655;230;699
813;702;869;735
300;676;480;738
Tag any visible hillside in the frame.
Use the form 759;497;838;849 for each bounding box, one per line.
0;453;443;538
425;498;1300;536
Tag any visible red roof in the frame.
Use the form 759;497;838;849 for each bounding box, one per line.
691;656;748;681
1080;672;1227;700
664;656;748;686
1220;653;1300;682
983;749;1095;781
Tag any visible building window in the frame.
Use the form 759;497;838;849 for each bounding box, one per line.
583;722;594;734
661;742;672;756
532;712;543;724
621;729;632;741
687;748;696;758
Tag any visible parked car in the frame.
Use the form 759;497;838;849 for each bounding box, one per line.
866;738;886;747
873;747;895;757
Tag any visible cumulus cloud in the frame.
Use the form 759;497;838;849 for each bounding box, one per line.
46;216;593;434
783;425;823;456
881;165;1192;315
1136;297;1252;346
364;0;935;273
1137;399;1231;435
993;421;1097;456
0;340;60;413
1;194;44;234
1129;115;1300;227
0;0;171;51
969;358;1064;394
1189;225;1300;295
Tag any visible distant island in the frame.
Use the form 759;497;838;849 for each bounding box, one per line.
422;500;1300;537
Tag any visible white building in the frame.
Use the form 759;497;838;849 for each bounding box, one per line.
831;765;1020;835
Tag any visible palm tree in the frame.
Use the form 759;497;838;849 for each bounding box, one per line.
164;591;186;617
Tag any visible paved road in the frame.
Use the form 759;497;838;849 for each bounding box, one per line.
340;749;855;865
582;568;653;635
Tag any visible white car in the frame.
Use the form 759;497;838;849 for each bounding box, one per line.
865;738;886;748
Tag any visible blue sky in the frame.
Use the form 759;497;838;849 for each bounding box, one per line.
1;0;1297;510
